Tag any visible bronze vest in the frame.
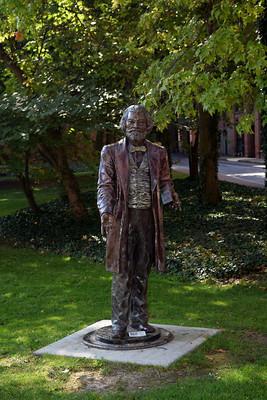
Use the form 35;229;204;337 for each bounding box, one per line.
128;152;152;209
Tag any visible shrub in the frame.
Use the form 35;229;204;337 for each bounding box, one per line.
164;179;266;279
0;179;266;280
0;192;105;262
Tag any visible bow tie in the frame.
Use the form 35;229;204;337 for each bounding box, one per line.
129;145;147;153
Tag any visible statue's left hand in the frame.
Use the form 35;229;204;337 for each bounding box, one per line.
101;213;115;238
167;201;182;212
167;192;182;211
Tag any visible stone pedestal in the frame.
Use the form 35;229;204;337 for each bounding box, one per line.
83;325;173;350
34;320;220;367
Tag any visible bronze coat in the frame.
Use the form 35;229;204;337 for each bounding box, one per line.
97;138;175;273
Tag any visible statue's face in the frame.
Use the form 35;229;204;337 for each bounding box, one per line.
125;110;148;145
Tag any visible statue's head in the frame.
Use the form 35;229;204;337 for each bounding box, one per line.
120;104;153;145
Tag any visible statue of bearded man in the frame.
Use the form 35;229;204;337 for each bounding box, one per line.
97;104;181;339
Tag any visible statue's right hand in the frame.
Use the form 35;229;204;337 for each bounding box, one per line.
101;213;115;238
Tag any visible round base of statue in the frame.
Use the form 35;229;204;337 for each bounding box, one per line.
83;325;173;350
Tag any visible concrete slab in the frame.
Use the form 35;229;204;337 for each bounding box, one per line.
34;320;220;367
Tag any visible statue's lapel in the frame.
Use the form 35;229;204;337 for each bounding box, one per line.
146;140;158;192
116;138;129;198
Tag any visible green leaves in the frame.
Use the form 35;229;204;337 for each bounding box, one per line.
1;0;266;140
132;0;267;125
236;114;255;135
246;41;267;76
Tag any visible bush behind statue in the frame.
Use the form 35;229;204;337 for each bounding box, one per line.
0;192;104;262
0;180;266;280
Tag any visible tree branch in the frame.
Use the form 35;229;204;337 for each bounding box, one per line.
0;43;26;84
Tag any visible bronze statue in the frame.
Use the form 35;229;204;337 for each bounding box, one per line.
97;105;181;340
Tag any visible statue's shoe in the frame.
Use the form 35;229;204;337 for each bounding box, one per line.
111;328;126;339
130;323;156;334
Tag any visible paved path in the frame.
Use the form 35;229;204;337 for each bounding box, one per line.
172;156;266;188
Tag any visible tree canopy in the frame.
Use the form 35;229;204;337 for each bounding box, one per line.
1;0;266;208
111;0;267;133
2;0;266;134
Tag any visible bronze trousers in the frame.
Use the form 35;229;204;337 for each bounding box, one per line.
111;208;155;331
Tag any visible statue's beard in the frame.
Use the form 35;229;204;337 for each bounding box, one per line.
126;130;147;143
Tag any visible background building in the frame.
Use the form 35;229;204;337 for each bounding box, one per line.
218;111;262;159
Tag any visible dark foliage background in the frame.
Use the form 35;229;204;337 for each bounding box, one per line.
0;179;266;280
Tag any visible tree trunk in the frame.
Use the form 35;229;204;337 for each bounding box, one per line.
262;124;267;187
188;129;199;179
38;132;88;219
18;152;40;213
259;1;267;187
56;146;88;219
159;124;176;177
198;106;221;205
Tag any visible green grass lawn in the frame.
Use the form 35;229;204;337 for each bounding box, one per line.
0;246;266;400
0;172;98;216
0;187;59;217
0;171;266;399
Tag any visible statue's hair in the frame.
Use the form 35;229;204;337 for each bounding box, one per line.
119;104;154;133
